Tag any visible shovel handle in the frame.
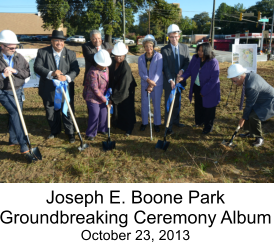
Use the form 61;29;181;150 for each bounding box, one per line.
61;87;80;133
8;75;28;136
166;87;177;128
107;105;110;129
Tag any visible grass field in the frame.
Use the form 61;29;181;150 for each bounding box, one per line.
0;60;274;183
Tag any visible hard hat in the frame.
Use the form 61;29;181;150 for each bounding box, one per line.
167;24;181;35
0;30;20;44
94;49;112;67
227;64;247;78
112;42;128;56
142;34;157;46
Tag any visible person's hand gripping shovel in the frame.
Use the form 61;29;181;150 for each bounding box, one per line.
8;75;42;163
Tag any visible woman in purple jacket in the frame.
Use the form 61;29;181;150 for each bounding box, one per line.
177;42;220;134
138;35;163;133
83;49;112;140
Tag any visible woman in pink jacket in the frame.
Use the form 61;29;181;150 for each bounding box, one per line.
83;50;112;140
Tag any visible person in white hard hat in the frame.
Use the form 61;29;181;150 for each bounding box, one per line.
34;30;80;143
138;34;163;133
109;42;137;136
161;24;190;135
0;29;31;158
227;64;274;147
83;49;112;140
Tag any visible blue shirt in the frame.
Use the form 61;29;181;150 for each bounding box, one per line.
1;53;18;78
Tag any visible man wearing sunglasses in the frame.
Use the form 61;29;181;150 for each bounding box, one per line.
0;30;31;156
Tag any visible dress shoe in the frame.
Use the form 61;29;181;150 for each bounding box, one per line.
174;123;185;127
253;137;264;147
154;125;160;133
166;129;174;135
125;129;132;136
68;134;75;143
86;136;94;141
239;132;250;138
47;133;58;139
202;130;211;134
140;124;147;131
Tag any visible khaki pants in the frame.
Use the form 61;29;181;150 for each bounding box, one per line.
243;110;262;138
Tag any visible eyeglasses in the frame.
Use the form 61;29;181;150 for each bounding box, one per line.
4;45;17;50
53;40;65;43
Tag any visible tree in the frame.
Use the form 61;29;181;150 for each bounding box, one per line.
192;12;211;34
36;0;70;30
178;16;198;35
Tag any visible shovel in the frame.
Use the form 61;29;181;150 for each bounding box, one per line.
61;87;88;151
8;75;42;163
102;105;116;151
221;125;241;147
155;87;177;151
148;92;153;141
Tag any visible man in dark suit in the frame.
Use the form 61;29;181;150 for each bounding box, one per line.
34;30;80;143
227;64;274;147
82;30;113;85
161;24;190;134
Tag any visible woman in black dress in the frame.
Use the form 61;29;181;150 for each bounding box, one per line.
109;42;137;136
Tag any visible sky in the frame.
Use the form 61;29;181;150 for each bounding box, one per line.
0;0;259;21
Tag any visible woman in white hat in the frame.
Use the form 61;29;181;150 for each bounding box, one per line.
83;49;112;140
109;42;137;136
138;34;163;133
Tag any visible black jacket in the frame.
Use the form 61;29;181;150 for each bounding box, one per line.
0;51;30;90
34;46;80;102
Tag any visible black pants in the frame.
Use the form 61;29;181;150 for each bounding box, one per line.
193;84;216;132
42;100;74;135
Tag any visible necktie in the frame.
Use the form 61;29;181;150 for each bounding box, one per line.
239;80;246;110
96;47;99;52
55;54;60;69
174;47;179;75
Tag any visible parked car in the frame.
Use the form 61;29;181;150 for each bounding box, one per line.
113;38;135;44
18;35;32;41
40;36;51;41
66;35;86;43
32;35;44;41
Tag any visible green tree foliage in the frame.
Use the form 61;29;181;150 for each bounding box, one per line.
36;0;70;30
178;17;198;35
192;12;211;34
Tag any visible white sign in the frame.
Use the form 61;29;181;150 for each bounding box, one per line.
235;38;240;45
16;49;40;88
232;44;257;73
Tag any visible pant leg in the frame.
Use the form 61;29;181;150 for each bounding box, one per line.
0;90;28;153
9;88;24;144
151;85;163;125
193;84;204;125
203;106;216;132
97;102;108;133
244;110;262;138
141;86;149;125
86;101;100;137
42;99;62;135
61;100;75;135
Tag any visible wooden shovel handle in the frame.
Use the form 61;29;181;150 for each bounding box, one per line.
107;105;110;129
166;88;177;128
61;87;80;133
8;75;28;136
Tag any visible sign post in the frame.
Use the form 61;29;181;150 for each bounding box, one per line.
259;17;268;53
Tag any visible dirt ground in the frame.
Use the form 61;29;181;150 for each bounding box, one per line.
0;47;273;183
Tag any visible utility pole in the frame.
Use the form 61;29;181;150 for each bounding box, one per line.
211;0;216;49
269;9;274;53
260;16;267;53
122;0;125;44
148;8;150;34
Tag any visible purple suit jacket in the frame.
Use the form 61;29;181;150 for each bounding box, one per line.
138;51;163;87
181;55;220;108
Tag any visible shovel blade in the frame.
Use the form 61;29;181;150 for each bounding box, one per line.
155;140;170;151
24;147;42;163
221;140;235;148
102;141;116;151
78;143;89;151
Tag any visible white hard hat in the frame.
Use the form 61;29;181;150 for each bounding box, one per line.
142;34;157;46
94;49;112;67
0;30;20;44
112;42;128;56
167;24;181;36
227;64;247;78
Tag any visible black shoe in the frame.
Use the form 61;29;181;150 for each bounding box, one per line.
86;136;94;141
154;125;160;133
140;124;147;131
68;134;75;143
202;130;211;134
125;130;132;136
239;132;250;138
166;129;174;135
174;123;185;127
253;137;264;147
47;133;58;139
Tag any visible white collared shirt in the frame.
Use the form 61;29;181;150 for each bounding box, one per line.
47;47;72;83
